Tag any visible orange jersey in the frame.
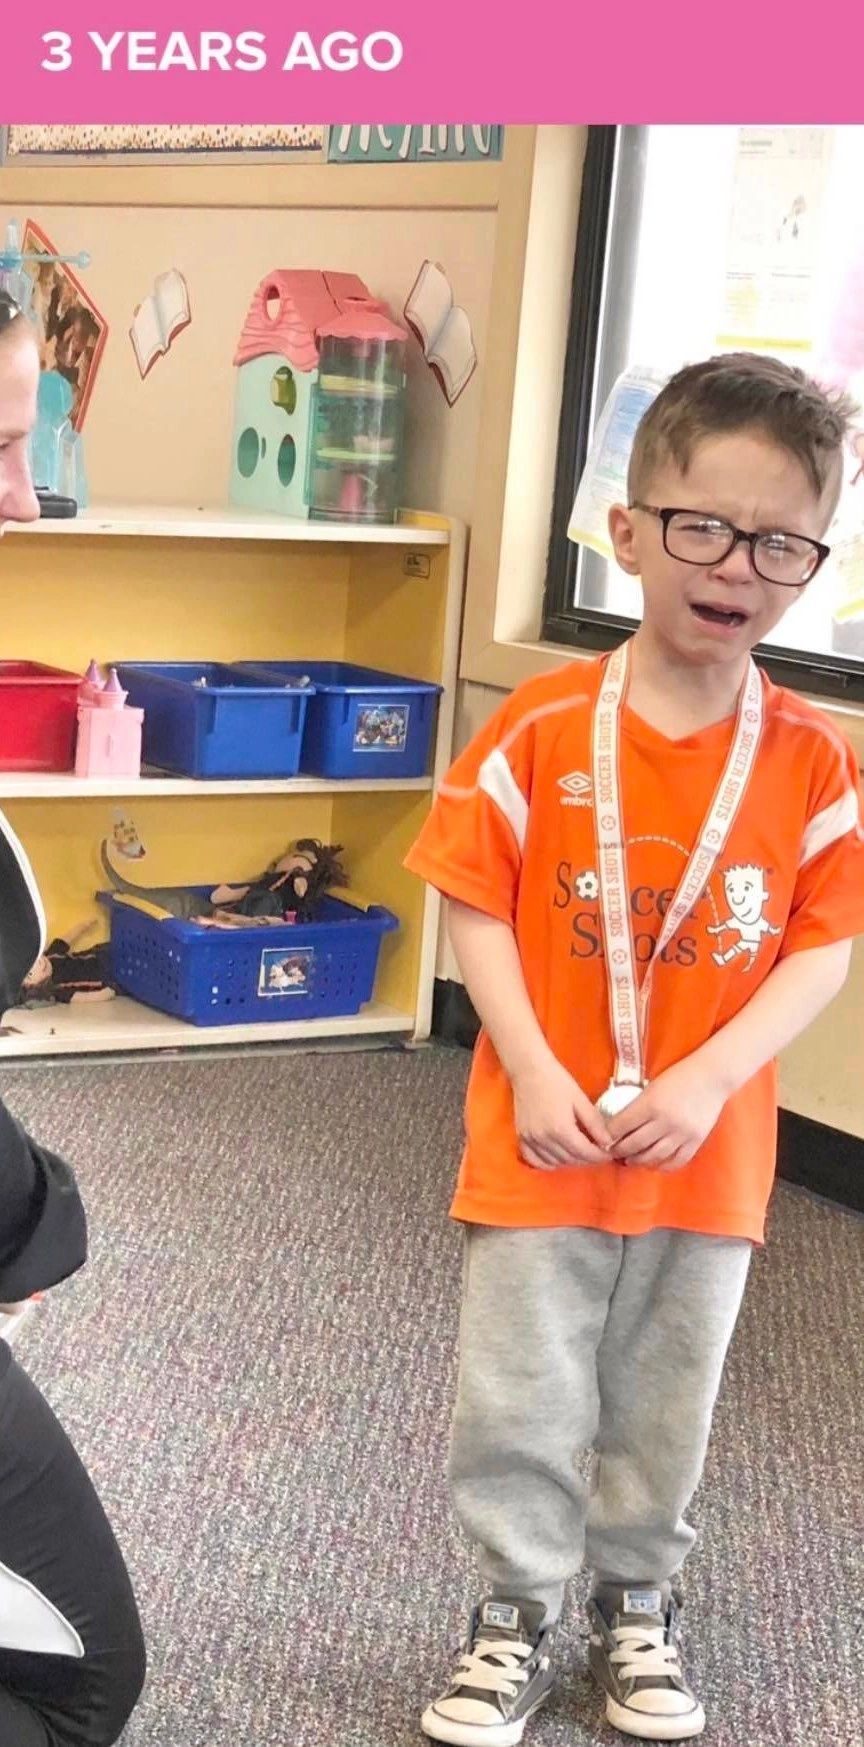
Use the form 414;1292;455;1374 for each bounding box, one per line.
405;654;864;1243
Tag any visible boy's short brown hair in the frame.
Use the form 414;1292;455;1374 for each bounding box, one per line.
628;352;856;506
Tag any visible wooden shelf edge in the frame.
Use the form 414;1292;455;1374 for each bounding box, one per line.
0;996;415;1058
8;505;451;546
0;774;433;800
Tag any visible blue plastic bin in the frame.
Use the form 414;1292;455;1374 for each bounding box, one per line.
113;662;315;779
236;661;441;779
102;891;399;1026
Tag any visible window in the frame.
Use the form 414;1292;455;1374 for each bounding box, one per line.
544;126;864;702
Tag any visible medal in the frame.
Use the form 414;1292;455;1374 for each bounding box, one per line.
597;1080;645;1119
591;642;764;1118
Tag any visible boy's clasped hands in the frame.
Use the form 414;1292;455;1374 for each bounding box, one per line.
513;1049;728;1173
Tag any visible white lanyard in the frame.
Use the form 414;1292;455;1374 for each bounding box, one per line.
592;641;764;1117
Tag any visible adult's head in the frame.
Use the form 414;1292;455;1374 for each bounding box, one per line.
0;290;41;528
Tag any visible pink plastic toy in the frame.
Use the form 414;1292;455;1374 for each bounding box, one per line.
75;664;143;778
79;658;104;705
94;668;128;710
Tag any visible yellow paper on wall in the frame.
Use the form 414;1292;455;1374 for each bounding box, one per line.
832;531;864;623
568;368;667;560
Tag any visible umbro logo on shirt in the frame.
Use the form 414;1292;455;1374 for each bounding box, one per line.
559;770;593;807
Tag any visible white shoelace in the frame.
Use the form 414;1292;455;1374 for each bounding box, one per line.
608;1623;684;1684
452;1635;535;1700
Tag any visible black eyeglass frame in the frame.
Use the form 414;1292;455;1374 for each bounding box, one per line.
629;500;831;589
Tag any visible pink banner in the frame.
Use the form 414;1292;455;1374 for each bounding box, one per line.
0;0;861;123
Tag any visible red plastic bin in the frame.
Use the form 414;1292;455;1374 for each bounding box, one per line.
0;662;81;772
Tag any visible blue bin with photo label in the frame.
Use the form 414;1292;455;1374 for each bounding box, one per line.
102;890;399;1025
235;660;442;778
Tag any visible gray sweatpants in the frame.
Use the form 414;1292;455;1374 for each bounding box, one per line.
449;1225;751;1622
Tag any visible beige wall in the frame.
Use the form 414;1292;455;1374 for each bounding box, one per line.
778;948;864;1136
18;205;495;521
0;155;509;523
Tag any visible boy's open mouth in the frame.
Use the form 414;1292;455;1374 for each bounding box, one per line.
690;603;747;628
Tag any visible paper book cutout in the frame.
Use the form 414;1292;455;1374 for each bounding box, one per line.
130;269;191;378
404;261;476;406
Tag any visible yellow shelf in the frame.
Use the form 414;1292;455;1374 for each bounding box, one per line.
8;504;450;546
0;996;414;1058
0;509;467;1054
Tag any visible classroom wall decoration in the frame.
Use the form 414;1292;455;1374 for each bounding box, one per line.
404;261;477;406
130;270;191;378
327;126;504;164
22;219;108;429
111;811;147;861
2;124;500;166
2;125;326;159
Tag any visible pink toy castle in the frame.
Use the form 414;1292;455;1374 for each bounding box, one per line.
75;663;143;779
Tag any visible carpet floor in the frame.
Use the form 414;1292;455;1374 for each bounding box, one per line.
1;1045;861;1747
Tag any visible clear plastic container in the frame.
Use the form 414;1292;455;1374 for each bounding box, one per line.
307;329;406;525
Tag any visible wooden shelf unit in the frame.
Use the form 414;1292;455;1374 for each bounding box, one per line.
0;507;465;1058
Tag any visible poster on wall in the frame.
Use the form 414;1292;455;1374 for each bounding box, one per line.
830;532;864;624
1;125;326;160
327;126;503;163
568;367;668;560
21;220;108;428
717;127;833;352
2;123;499;165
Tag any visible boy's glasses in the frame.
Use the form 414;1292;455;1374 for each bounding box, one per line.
0;290;24;331
630;502;830;588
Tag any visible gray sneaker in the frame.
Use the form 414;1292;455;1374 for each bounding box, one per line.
422;1597;555;1747
587;1583;705;1741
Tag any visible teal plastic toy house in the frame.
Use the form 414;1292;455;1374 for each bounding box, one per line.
229;269;405;520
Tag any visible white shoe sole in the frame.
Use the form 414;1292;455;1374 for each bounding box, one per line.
421;1691;549;1747
605;1694;706;1741
0;1301;38;1346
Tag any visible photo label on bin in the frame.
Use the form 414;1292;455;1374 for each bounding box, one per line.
353;702;410;752
258;946;314;996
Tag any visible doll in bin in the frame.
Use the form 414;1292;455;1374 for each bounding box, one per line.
203;839;348;927
100;837;349;927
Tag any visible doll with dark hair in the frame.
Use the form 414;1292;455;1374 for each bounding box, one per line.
208;838;349;925
19;922;115;1006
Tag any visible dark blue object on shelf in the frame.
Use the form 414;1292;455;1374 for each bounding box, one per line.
236;660;441;779
113;662;315;779
102;890;399;1026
